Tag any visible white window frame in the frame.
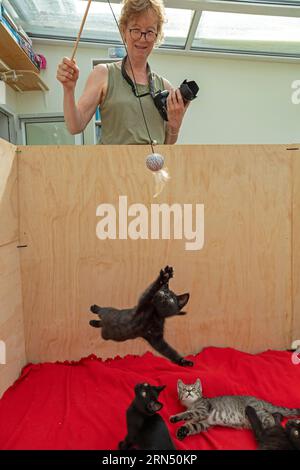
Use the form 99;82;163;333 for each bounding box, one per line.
18;114;84;145
0;105;17;144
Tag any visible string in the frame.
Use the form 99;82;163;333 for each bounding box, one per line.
107;0;155;154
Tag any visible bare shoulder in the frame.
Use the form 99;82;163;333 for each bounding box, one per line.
87;64;110;105
94;63;109;72
91;63;109;82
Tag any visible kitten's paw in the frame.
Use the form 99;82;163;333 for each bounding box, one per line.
90;304;100;314
178;358;194;367
160;266;174;284
164;265;174;279
177;426;189;440
170;415;181;423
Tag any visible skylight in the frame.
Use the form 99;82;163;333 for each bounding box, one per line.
4;0;300;59
193;11;300;55
163;8;194;47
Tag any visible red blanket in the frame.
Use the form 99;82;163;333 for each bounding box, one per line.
0;347;299;450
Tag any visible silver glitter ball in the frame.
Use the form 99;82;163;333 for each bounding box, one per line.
145;153;164;172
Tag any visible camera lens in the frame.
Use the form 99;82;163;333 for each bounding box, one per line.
179;80;199;102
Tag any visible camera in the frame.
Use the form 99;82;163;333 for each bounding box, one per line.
152;79;199;121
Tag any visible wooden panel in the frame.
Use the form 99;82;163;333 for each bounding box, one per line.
0;139;25;397
18;144;292;363
0;138;18;247
0;242;26;398
292;149;300;343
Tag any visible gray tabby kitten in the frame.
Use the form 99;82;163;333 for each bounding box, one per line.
170;379;300;440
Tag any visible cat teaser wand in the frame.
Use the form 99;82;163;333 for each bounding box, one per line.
75;0;170;197
145;153;170;198
71;0;93;61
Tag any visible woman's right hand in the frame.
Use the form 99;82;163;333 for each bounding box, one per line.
56;57;79;91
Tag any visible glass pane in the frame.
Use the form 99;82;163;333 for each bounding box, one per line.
8;1;193;47
234;1;300;4
0;111;10;142
9;0;122;42
25;121;76;145
193;11;300;55
163;8;194;47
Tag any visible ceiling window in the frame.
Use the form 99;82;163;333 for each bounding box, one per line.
193;10;300;55
4;0;300;59
163;8;194;48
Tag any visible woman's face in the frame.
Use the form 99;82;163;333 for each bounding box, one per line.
123;9;159;61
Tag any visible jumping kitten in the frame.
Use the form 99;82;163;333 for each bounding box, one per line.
170;379;300;440
119;383;176;450
246;405;300;450
89;266;193;366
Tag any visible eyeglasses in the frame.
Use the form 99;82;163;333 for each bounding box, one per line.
129;28;158;42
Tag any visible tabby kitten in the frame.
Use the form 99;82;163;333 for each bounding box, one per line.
89;266;193;366
170;379;300;440
246;405;300;450
119;383;175;450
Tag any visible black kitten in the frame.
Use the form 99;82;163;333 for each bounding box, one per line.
89;266;193;366
246;405;300;450
119;383;176;450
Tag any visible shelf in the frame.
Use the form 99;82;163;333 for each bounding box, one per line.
0;22;48;92
0;21;38;72
0;70;49;92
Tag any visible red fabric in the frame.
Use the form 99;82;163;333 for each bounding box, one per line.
0;347;299;450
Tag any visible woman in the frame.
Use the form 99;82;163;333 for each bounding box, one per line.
56;0;189;144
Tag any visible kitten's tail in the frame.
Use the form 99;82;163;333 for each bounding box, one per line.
264;403;300;417
246;406;264;441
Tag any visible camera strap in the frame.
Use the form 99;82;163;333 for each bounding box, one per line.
121;55;155;98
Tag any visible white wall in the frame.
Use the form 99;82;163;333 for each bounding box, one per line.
13;41;300;145
1;82;17;115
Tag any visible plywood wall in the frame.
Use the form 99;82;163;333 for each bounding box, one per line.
17;144;298;363
292;148;300;342
0;139;26;398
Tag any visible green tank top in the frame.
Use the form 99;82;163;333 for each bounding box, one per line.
99;62;166;145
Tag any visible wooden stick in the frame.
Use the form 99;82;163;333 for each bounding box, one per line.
71;0;93;61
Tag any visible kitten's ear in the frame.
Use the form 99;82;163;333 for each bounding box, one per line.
195;378;202;393
155;385;166;393
177;379;185;394
177;293;190;310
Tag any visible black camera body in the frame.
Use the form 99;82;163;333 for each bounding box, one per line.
153;79;199;121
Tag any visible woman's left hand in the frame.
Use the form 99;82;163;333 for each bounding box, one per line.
166;88;190;133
